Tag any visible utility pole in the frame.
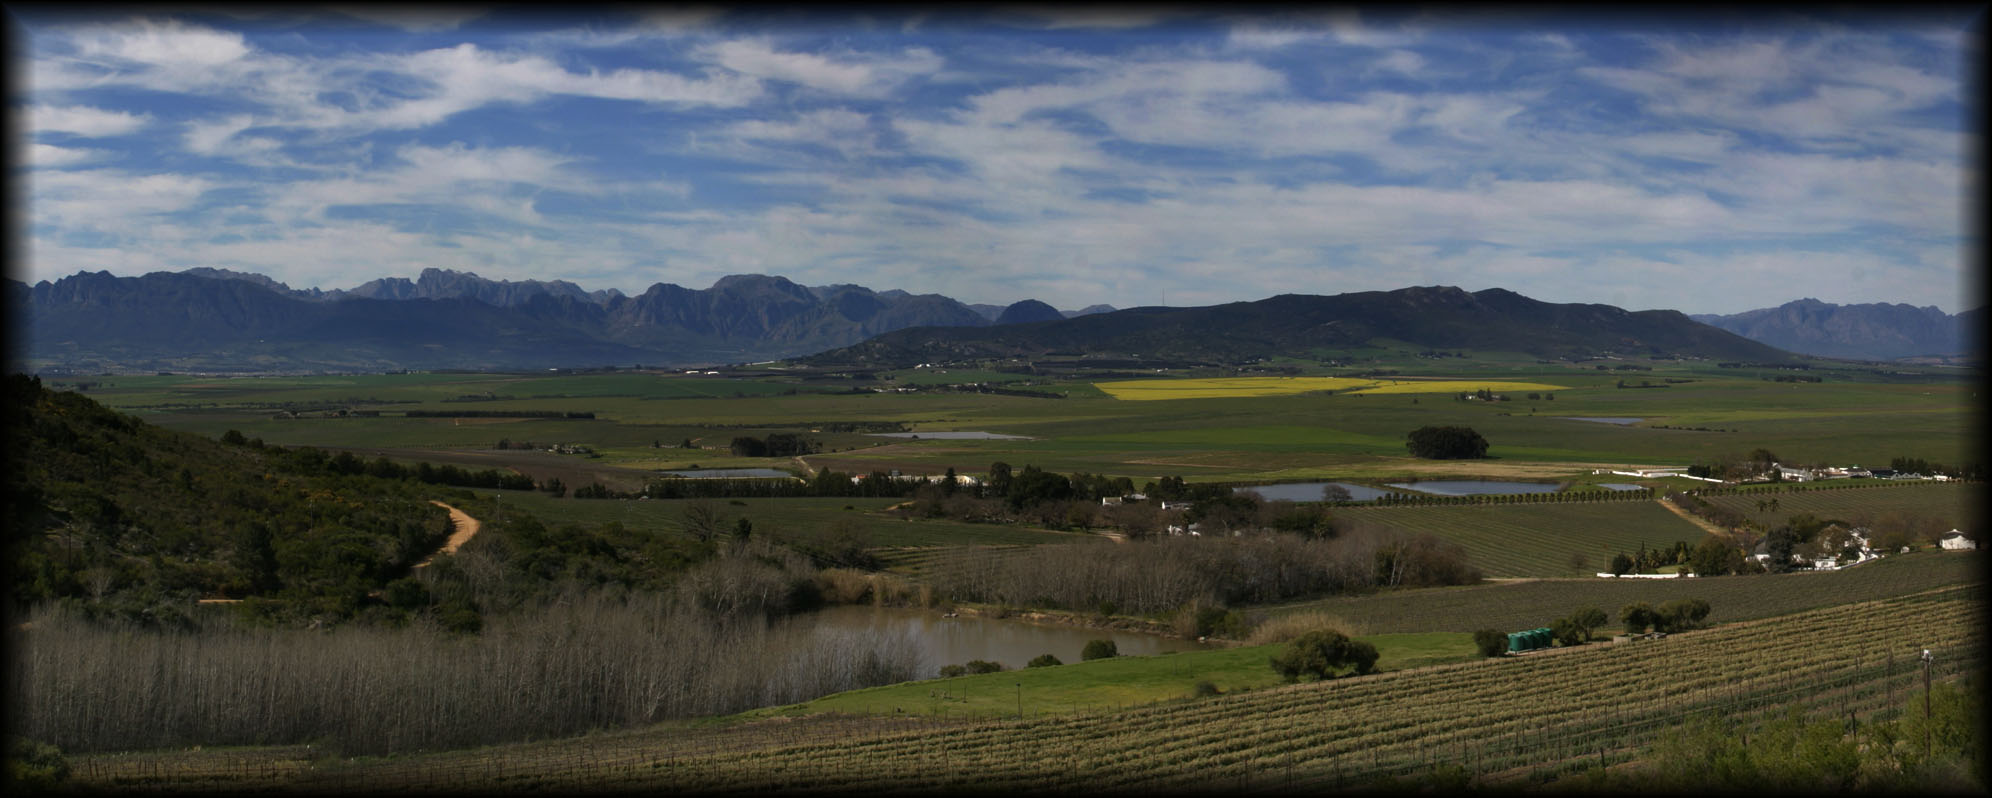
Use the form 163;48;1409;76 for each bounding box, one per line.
1016;682;1022;719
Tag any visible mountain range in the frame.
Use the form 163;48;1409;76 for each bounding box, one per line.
1691;299;1978;361
803;286;1799;368
10;267;1970;373
12;269;1114;373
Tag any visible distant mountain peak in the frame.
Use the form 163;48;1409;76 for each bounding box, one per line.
994;299;1066;326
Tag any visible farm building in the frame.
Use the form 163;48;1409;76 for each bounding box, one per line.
1940;530;1977;550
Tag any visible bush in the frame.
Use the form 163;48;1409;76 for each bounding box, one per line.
938;664;966;678
964;659;1004;674
1270;630;1379;682
1080;639;1118;661
1192;680;1221;698
1620;602;1657;635
1405;426;1489;459
1246;611;1354;645
1656;598;1711;633
8;737;69;792
1473;628;1508;657
1027;653;1062;668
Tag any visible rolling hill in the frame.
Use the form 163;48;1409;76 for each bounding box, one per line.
804;286;1804;368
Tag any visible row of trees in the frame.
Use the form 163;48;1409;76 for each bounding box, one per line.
1474;600;1709;656
926;529;1480;619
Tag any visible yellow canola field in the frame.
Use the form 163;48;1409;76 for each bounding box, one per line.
1093;376;1380;401
1348;380;1569;395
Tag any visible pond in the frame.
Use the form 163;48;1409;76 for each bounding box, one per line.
1384;480;1561;496
801;605;1212;678
869;431;1033;440
1597;483;1649;492
1234;481;1397;502
657;468;796;479
1564;417;1644;425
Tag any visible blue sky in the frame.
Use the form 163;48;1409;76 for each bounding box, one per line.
11;6;1980;314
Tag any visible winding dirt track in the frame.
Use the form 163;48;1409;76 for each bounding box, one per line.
413;501;482;569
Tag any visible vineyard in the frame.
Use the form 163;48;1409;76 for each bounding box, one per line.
1332;501;1708;577
1692;481;1975;532
1256;550;1978;634
67;585;1980;793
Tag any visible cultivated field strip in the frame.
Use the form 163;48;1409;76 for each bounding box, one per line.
70;585;1981;793
1697;481;1975;530
1259;550;1978;633
1332;501;1710;577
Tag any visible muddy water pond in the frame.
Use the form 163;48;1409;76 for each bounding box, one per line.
802;605;1213;678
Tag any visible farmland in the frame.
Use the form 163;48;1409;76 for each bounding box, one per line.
1331;500;1708;577
61;584;1980;793
21;358;1981;793
60;362;1975;481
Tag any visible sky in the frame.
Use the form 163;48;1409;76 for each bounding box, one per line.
9;6;1982;315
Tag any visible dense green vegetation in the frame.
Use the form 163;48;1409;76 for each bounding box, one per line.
6;376;455;626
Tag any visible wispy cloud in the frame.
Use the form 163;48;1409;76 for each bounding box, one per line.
11;9;1975;314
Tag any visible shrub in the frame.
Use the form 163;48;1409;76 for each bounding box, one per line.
938;664;966;678
1027;654;1062;668
1656;598;1711;633
965;659;1004;674
1270;630;1379;682
1192;680;1221;698
8;736;69;792
1473;628;1508;657
1620;602;1657;635
1080;639;1118;661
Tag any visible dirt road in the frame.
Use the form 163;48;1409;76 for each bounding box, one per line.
414;501;482;569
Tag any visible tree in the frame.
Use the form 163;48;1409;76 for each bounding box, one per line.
682;500;723;543
1656;598;1711;633
1269;630;1379;681
1571;607;1609;642
965;659;1004;674
1081;639;1118;661
1620;602;1658;634
1027;653;1062;668
1405;426;1489;459
987;462;1014;497
1321;484;1354;503
1551;617;1584;647
938;664;966;678
1688;536;1742;576
1609;552;1635;576
1473;628;1509;657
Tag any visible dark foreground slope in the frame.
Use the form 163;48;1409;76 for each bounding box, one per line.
4;375;453;624
806;285;1803;368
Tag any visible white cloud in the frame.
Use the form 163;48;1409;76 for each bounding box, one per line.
701;38;941;97
65;17;251;67
28;105;149;137
27;143;107;167
182;114;258;154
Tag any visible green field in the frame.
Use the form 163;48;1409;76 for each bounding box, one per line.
66;366;1975;485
